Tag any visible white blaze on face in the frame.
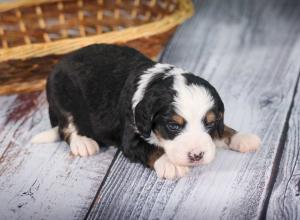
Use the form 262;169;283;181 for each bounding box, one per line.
161;75;216;166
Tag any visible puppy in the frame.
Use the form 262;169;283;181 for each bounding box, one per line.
32;44;261;179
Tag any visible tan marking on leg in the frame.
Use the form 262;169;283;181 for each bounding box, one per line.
213;124;261;153
222;125;237;145
211;124;236;141
147;148;164;168
213;124;236;148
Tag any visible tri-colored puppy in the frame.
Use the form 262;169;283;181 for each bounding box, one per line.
32;44;261;179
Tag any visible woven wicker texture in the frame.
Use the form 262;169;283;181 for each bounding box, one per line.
0;0;194;94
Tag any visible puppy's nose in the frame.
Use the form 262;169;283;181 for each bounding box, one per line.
188;152;204;162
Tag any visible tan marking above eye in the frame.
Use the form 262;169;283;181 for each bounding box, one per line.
171;114;185;125
206;111;216;123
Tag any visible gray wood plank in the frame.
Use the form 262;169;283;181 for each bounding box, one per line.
0;93;117;220
0;93;43;157
87;0;300;219
266;78;300;218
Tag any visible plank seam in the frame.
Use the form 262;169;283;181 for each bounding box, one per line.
81;31;178;219
84;149;121;220
282;132;300;211
259;69;300;220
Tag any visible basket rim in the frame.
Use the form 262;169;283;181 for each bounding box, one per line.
0;0;194;62
0;0;68;13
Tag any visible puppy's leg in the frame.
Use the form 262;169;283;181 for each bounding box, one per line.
214;125;261;153
69;135;100;157
51;108;100;157
48;71;100;157
148;149;190;179
122;125;189;179
62;115;100;157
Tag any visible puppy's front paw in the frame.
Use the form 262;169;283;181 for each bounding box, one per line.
230;133;261;153
154;154;190;179
70;134;100;157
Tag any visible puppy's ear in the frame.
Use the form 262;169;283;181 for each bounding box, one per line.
134;97;156;138
216;112;224;138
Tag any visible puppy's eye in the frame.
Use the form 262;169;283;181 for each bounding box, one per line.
167;122;182;131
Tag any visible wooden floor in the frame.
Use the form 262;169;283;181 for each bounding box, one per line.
1;0;300;219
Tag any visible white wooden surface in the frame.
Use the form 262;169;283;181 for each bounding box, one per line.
0;93;117;220
1;0;300;219
87;0;300;219
267;79;300;219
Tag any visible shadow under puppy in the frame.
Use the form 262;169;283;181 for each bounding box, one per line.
32;44;261;179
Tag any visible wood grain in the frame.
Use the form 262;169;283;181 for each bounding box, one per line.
87;0;300;219
0;93;117;220
266;77;300;219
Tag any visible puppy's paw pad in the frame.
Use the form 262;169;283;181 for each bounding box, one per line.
70;135;100;157
154;155;189;179
230;133;261;153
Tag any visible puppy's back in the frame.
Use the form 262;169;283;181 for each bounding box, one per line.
46;44;155;145
47;44;155;109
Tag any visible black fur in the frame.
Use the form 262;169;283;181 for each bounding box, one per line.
47;44;159;165
46;44;225;166
134;73;175;138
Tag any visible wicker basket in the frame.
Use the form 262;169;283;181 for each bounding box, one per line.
0;0;194;95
